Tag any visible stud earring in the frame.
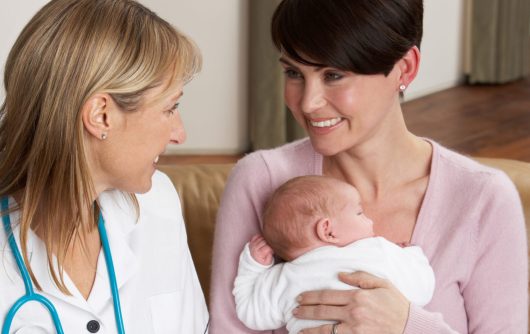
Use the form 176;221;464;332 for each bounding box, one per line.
101;133;107;140
399;84;406;92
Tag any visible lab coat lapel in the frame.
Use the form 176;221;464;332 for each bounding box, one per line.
1;205;90;310
88;191;139;311
26;228;90;310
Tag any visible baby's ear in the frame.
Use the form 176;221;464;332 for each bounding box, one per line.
315;218;338;244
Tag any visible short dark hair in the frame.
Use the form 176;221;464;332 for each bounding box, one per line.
271;0;423;76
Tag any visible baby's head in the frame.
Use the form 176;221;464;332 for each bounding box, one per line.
262;175;374;261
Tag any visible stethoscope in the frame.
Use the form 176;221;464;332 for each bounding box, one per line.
1;197;125;334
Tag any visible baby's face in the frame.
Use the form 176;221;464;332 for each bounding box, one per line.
332;184;374;246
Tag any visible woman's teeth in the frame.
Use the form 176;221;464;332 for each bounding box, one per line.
154;156;159;164
309;117;342;128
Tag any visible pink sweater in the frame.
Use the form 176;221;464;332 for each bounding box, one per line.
210;138;528;333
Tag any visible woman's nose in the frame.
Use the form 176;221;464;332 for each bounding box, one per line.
170;112;187;145
301;80;326;114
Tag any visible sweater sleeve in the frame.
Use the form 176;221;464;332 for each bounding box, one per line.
233;244;286;330
405;172;528;333
209;154;276;334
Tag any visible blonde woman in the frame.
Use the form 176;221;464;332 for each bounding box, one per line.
0;0;208;333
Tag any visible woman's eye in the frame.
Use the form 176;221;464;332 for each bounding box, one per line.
324;71;343;81
283;69;302;79
167;102;180;115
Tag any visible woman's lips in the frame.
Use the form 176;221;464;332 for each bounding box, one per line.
308;117;342;128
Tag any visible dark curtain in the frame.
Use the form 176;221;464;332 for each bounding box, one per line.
248;0;306;151
469;0;530;83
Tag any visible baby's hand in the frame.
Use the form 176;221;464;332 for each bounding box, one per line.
249;234;274;266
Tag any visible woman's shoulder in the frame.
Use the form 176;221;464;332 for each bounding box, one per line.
137;170;182;215
100;171;182;230
431;141;517;196
233;138;321;181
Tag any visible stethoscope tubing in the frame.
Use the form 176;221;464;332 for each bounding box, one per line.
1;197;65;334
98;211;125;333
1;197;125;334
2;293;64;334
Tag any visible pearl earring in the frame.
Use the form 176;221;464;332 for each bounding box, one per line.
399;84;406;92
101;133;107;140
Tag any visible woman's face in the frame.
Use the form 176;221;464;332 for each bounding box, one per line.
280;55;402;156
97;80;186;194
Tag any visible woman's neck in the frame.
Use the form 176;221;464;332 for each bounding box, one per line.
323;131;432;201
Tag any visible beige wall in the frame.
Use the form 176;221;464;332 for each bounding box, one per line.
0;1;49;97
142;0;249;154
0;1;464;154
406;0;466;100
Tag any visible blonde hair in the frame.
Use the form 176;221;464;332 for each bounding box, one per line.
262;175;341;260
0;0;201;293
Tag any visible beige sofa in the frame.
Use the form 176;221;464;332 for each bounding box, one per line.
158;157;530;322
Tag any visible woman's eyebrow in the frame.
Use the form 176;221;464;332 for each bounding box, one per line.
170;91;184;101
279;57;296;68
279;57;325;72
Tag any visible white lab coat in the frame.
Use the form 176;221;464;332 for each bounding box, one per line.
0;171;209;334
234;237;435;334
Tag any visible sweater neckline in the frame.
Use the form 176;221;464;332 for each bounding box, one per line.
312;138;439;244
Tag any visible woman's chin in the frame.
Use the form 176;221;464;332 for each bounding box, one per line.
309;138;342;157
124;177;153;194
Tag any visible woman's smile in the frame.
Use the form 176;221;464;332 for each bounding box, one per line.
306;116;345;135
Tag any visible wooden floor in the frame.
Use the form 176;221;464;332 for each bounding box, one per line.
403;76;530;162
160;76;530;164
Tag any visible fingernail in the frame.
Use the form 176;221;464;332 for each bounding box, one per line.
292;307;299;315
296;295;302;302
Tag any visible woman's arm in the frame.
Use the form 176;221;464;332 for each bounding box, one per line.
405;172;527;333
209;154;275;334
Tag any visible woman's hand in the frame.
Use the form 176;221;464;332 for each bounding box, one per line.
294;271;410;334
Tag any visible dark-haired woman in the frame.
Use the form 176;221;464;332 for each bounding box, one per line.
210;0;527;333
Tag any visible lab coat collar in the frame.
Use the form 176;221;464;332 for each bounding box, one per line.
87;190;140;311
21;226;91;311
2;192;140;313
0;198;85;309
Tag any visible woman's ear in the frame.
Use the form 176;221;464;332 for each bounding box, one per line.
315;218;339;244
397;46;421;90
81;94;113;140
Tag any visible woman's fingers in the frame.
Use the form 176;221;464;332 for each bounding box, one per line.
297;289;356;306
293;304;347;321
338;271;391;290
294;271;409;334
299;323;346;334
297;271;389;306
